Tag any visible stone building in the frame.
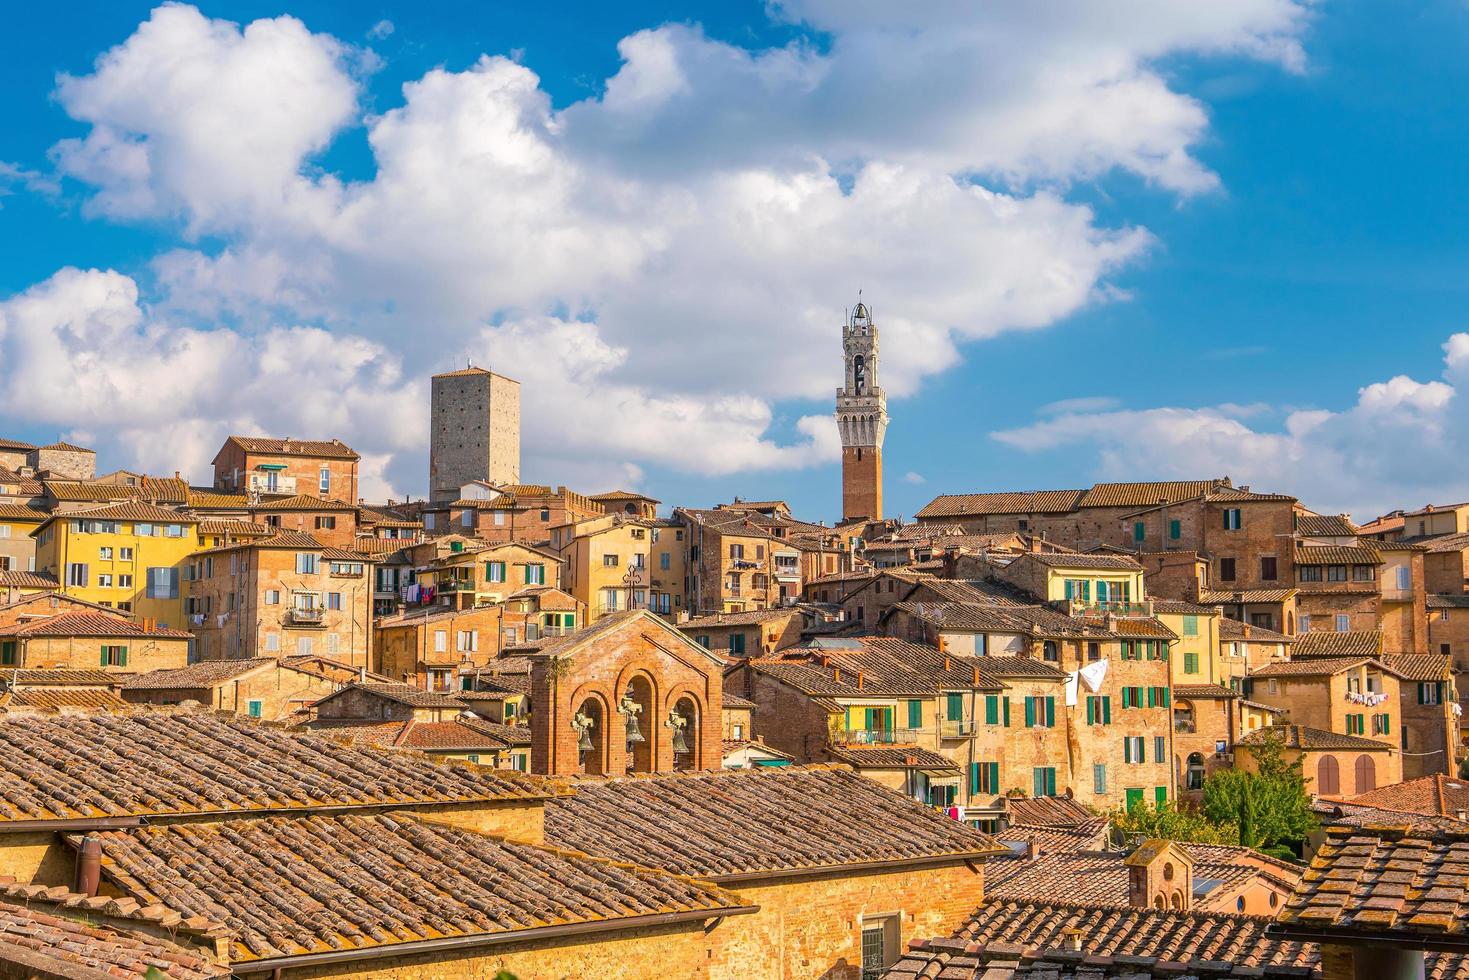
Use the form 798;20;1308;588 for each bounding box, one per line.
25;441;95;481
429;366;521;502
210;435;360;504
835;301;888;521
0;503;44;577
121;655;373;719
248;493;359;548
0;607;190;673
184;532;375;666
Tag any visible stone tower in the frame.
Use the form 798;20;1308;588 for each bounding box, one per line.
836;301;888;521
429;366;521;502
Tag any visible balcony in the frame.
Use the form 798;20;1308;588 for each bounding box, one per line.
940;718;976;738
438;580;474;594
835;728;922;745
1380;589;1414;602
285;607;325;627
1071;599;1153;618
729;559;759;570
247;474;297;494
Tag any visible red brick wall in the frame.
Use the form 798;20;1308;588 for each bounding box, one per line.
842;445;883;522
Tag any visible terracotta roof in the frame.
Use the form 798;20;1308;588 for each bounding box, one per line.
1173;683;1237;699
1;688;130;710
1349;774;1469;819
996;820;1108;855
0;894;226;978
221;436;359;460
92;813;744;964
1427;594;1469;609
249;493;357;512
1237;724;1393;752
589;490;661;502
0;612;191;639
1218;618;1292;643
0;669;124;687
889;900;1317;980
721;692;756;709
194;531;327;555
915;490;1085;519
0;439;35;452
679;607;801;629
979;656;1068;680
823;744;961;771
1404;532;1469;554
546;765;1005;880
0;571;58;590
1274;825;1469;948
1079;480;1229;509
394;718;518;751
1022;552;1143;570
1149;598;1218;615
1201;588;1297;604
720;738;794;761
1295;513;1359;537
910;578;1029;605
1382;654;1453;682
0;504;46;522
1110;617;1176;639
1247;656;1383;677
985;845;1300;908
1004;796;1097;827
196;518;271;536
36;501;198;526
1293;544;1383;565
321;682;468;709
186;490;251;509
1292;630;1383;658
46;480;149;501
431;366;496;379
122;659;276;690
0;709;556;823
1312;799;1469;833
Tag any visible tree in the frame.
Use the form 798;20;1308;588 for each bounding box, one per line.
1107;800;1239;846
1203;731;1317;855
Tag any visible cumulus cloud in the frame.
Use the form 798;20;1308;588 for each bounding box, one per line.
992;335;1469;520
9;2;1312;497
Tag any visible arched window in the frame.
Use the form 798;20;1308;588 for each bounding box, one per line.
853;355;866;393
671;695;701;771
621;677;655;774
1354;754;1376;794
1185;753;1206;791
1317;755;1340;796
574;697;607;776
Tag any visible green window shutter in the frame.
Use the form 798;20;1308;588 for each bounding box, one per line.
1046;769;1057;796
1032;768;1043;797
1416;683;1424;705
1183;615;1198;637
1003;698;1011;727
1103;697;1112;724
907;700;922;729
1064;579;1074;600
1126;788;1143;810
1024;697;1036;728
1134;522;1145;542
1093;764;1106;795
1169;519;1181;540
985;695;998;725
1124;739;1133;764
100;647;108;666
968;762;981;794
1045;696;1055;727
1146;687;1155;708
946;692;963;721
1155;786;1167;805
1086;698;1095;726
1160;688;1169;708
119;646;127;667
1082;580;1091;601
1155;736;1166;761
1383;715;1391;735
987;762;999;792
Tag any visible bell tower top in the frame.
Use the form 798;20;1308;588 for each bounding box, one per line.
836;300;887;447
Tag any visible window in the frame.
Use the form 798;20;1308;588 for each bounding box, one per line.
660;552;670;570
1124;736;1146;764
1184;652;1199;674
296;553;319;574
1133;521;1145;543
603;554;619;567
1181;615;1198;637
1219;558;1235;581
1418;682;1443;705
524;563;546;585
119;547;134;560
728;633;746;655
457;630;479;653
1086;641;1100;661
907;700;923;729
1326;565;1347;582
1299;565;1322;582
1372;713;1391;735
135;523;155;537
969;761;1000;794
1085;695;1111;726
98;546;113;560
1222;508;1241;530
319;467;330;494
492;511;507;527
1260;556;1277;581
1317;755;1340;795
97;574;114;588
99;645;128;667
861;916;899;980
164;524;184;538
1169;519;1181;540
1155;735;1167;762
460;510;475;528
1093;764;1107;795
145;567;179;599
1024;696;1056;728
1042;640;1058;662
1297;614;1311;633
315;516;336;530
1346;713;1365;735
1395;566;1412;591
247;700;263;719
296;636;313;656
730;544;744;560
433;630;448;653
1351;564;1374;582
1335;614;1350;632
540;509;550;521
1031;767;1057;797
327;592;342;610
265;590;281;605
66;562;89;587
1354;754;1376;794
0;642;15;666
486;561;506;583
424;512;436;530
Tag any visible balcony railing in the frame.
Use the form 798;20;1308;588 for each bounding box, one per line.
248;474;297;494
940;718;976;738
835;728;922;745
438;580;474;593
285;607;324;626
1072;600;1152;617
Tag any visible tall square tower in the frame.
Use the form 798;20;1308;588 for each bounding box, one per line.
429;367;521;501
836;302;887;521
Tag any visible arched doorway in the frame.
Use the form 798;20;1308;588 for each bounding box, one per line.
1354;754;1376;794
669;695;701;771
621;676;655;773
1317;755;1340;796
573;697;607;776
1185;753;1206;791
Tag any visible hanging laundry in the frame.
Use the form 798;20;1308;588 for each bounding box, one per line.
1079;658;1109;693
1063;670;1080;707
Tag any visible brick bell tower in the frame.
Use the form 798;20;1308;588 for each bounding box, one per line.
836;300;888;521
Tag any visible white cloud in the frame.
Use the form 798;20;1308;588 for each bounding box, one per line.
367;19;394;41
992;335;1469;520
903;471;925;485
11;3;1312;496
1038;395;1121;416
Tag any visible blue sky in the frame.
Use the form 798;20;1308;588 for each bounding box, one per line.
2;2;1468;523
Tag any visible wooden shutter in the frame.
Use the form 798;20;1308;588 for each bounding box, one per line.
1045;696;1055;726
1024;697;1035;728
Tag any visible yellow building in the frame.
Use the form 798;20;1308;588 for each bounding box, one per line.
994;552;1148;610
553;514;682;620
31;502;200;629
1152;599;1225;686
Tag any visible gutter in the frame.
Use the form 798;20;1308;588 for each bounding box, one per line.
232;905;760;975
1265;923;1469;955
709;850;1002;884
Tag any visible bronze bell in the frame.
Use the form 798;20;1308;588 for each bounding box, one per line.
625;712;645;745
670;717;690;755
621;691;645;746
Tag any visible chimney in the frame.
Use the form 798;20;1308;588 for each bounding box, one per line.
1062;928;1083;952
1242;623;1251;639
1026;837;1042;862
834;668;841;684
174;470;180;479
972;664;981;686
944;655;951;672
857;670;865;690
75;835;102;897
